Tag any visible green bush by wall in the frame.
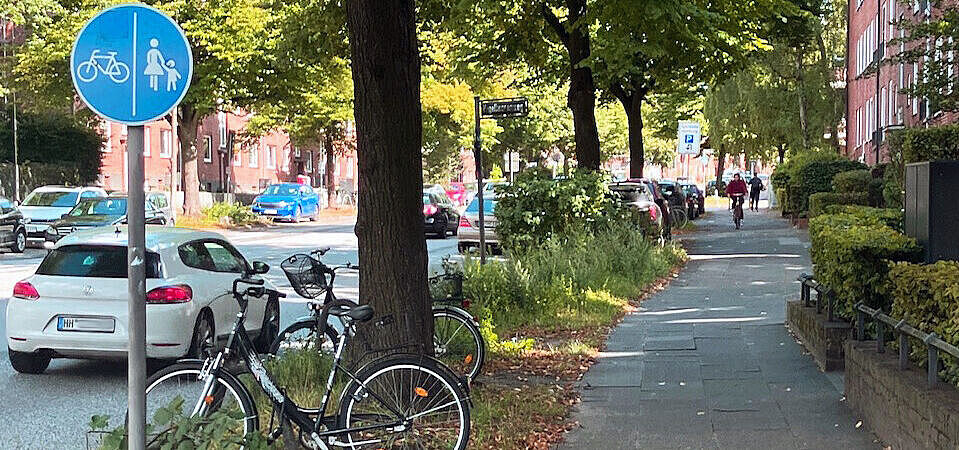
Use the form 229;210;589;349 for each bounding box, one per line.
888;261;959;386
899;123;959;164
810;213;920;318
832;170;872;193
808;192;869;217
791;159;867;213
821;205;904;231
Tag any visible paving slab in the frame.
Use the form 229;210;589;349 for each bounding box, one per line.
561;208;878;449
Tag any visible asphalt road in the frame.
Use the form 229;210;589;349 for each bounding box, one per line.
0;218;459;448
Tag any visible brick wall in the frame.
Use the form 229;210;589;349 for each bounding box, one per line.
786;300;852;371
845;340;959;449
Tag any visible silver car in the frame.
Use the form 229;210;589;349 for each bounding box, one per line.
457;195;499;254
19;185;107;244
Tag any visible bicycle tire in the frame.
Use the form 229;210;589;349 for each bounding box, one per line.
337;354;471;449
143;361;258;442
671;209;689;228
433;306;486;382
268;318;339;356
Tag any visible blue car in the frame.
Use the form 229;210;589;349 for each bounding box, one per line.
251;183;320;222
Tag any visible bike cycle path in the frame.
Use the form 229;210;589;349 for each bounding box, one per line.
561;207;878;449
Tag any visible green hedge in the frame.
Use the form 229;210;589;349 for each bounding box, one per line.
888;261;959;386
810;213;921;318
821;205;903;231
883;167;903;210
832;169;872;193
808;192;869;217
791;159;867;213
899;123;959;164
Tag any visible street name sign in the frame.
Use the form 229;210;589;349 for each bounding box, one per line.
71;4;193;125
677;120;701;155
481;98;529;118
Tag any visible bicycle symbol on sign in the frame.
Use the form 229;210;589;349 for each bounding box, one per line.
76;49;130;84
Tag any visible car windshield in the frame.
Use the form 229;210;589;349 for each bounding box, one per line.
69;198;127;217
611;187;645;202
263;185;299;196
37;245;162;278
466;197;496;213
22;191;79;207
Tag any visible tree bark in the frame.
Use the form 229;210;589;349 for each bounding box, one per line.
611;82;647;179
795;50;810;149
178;104;202;216
346;0;432;357
324;130;337;207
542;0;601;171
716;144;726;184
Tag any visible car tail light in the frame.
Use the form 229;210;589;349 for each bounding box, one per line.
13;281;39;300
423;204;438;216
648;206;658;221
146;285;193;304
459;217;471;228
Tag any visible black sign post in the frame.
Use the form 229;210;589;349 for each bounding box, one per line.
473;97;529;264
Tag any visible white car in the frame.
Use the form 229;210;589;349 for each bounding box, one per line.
20;186;107;244
6;227;280;374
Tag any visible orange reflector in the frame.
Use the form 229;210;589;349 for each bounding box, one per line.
414;387;429;398
464;354;473;365
204;395;215;404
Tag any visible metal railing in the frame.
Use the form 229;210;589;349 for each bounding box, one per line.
798;273;837;322
854;302;959;388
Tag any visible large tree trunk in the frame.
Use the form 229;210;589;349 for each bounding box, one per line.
324;130;337;207
178;104;201;216
542;0;601;171
346;0;432;357
715;144;726;184
614;84;646;179
795;50;810;149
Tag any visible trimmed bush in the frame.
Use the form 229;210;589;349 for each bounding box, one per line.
771;150;848;214
883;166;903;210
888;261;959;386
791;159;867;213
808;192;869;217
899;123;959;164
821;205;903;231
203;202;259;226
810;213;921;318
832;169;872;193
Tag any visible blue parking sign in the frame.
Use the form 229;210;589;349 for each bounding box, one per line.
70;4;192;125
684;134;694;144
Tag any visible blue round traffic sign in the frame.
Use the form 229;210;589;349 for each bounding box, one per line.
71;4;193;125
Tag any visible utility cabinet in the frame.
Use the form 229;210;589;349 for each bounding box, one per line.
904;161;959;263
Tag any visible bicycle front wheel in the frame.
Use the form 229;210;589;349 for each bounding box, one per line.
433;306;485;382
144;361;257;443
338;355;471;449
671;209;689;228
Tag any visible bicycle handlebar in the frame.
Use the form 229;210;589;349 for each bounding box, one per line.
311;247;331;256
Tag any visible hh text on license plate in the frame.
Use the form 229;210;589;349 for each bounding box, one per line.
58;316;115;333
265;209;278;215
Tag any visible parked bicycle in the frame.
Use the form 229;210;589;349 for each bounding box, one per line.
269;249;486;384
144;269;471;449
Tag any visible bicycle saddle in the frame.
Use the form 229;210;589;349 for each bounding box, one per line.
329;304;374;322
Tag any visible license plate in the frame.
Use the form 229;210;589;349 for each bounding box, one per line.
57;316;115;333
264;209;278;215
27;224;47;234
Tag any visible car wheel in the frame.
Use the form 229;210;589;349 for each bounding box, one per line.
458;243;468;253
187;313;215;360
436;217;448;239
11;228;26;253
8;349;51;374
253;299;280;354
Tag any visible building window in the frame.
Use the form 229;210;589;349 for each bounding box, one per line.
143;126;151;157
881;87;887;128
248;143;258;168
233;146;242;166
282;146;290;171
102;122;112;153
306;151;313;172
267;145;276;169
218;112;227;148
160;130;172;158
203;136;212;163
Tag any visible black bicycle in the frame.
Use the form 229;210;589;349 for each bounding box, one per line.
270;249;486;384
144;270;471;449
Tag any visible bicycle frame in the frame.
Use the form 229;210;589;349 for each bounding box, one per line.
195;279;409;449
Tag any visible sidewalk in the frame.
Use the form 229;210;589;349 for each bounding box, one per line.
561;208;878;449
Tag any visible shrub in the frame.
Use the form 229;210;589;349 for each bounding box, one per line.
791;159;867;213
203;202;259;226
810;214;921;318
899;123;959;164
888;261;959;386
821;205;904;231
0;107;103;182
808;192;869;217
882;167;903;210
832;169;873;194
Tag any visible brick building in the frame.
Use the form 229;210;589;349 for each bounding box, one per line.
97;111;358;203
847;0;958;165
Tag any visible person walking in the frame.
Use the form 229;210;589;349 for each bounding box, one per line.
748;174;765;211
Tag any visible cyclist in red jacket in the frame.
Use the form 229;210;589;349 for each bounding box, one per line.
725;174;749;215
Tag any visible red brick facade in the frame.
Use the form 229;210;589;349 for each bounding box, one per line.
97;112;358;197
847;0;959;165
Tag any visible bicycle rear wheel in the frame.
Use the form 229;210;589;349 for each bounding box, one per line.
338;355;470;449
143;361;257;443
433;306;485;382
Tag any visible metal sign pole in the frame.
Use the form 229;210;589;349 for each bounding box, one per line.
474;96;486;264
127;125;147;450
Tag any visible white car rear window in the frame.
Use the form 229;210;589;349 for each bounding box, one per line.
37;245;162;278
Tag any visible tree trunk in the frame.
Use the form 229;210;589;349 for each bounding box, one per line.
778;143;786;164
346;0;432;358
716;144;726;184
795;50;810;149
542;0;601;171
324;130;337;207
178;104;202;216
617;89;646;178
